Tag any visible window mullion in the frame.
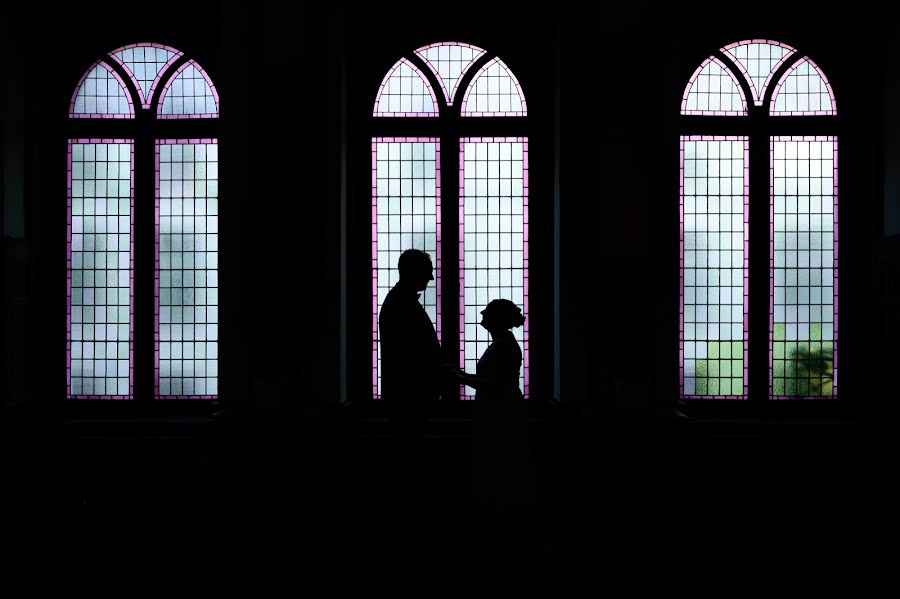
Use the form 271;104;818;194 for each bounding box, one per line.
748;128;771;405
440;131;461;402
134;131;156;405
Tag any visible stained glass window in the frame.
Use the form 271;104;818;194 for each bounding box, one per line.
681;41;837;402
68;44;219;401
371;139;441;397
371;44;529;400
460;138;529;397
460;58;527;117
67;140;134;398
156;140;220;398
770;137;837;398
722;40;795;106
682;57;748;116
158;61;220;118
414;42;486;105
373;59;439;117
680;137;748;398
69;62;134;119
770;58;836;116
109;43;182;108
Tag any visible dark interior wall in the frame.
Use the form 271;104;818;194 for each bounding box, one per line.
2;2;897;414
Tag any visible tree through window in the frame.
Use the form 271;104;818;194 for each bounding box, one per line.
680;39;838;400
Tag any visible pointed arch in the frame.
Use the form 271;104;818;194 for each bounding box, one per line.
460;57;527;117
157;60;220;119
770;58;836;116
69;61;135;119
373;58;440;117
682;56;749;116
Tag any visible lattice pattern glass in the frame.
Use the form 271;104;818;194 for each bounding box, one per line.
70;62;134;118
460;138;528;398
372;139;441;397
110;44;180;108
680;136;748;398
414;42;486;105
770;137;837;398
723;41;794;106
156;140;219;398
682;57;747;116
373;59;438;117
771;59;836;116
461;58;527;117
159;61;219;118
67;141;134;399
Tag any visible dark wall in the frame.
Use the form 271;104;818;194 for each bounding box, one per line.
2;2;897;415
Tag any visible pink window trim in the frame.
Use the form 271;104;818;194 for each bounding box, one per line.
720;39;797;107
413;41;487;106
68;61;135;120
107;43;184;109
371;137;442;399
67;138;135;399
769;136;838;399
680;56;749;116
459;137;530;401
459;58;528;117
154;138;219;399
156;60;221;119
679;135;749;400
769;57;837;116
372;59;440;117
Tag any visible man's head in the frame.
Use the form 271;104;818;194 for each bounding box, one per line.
398;249;434;292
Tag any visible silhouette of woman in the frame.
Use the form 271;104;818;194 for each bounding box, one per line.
458;299;541;567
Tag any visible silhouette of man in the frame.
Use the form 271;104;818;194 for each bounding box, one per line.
379;248;443;446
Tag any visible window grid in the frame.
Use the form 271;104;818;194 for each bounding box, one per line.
373;59;439;117
155;139;220;399
722;40;795;106
770;58;836;116
67;140;134;399
770;136;838;399
109;43;182;109
459;138;529;399
414;42;486;106
371;138;442;398
681;56;748;116
680;136;749;399
460;58;527;117
158;61;220;119
69;62;134;119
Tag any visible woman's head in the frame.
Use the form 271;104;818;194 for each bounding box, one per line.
480;299;526;331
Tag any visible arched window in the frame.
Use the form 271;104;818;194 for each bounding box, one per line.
67;43;219;400
680;39;837;400
371;42;529;400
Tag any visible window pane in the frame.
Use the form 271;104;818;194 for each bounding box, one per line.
158;61;220;118
156;140;219;399
680;136;748;399
460;59;527;117
770;137;837;398
770;58;836;116
722;40;795;106
414;42;486;105
110;43;181;108
373;59;439;117
69;62;134;119
67;140;134;399
460;138;528;398
681;57;747;116
372;138;441;398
